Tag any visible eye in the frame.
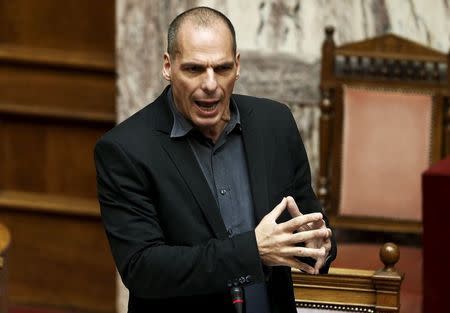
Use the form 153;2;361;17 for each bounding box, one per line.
215;65;233;73
185;65;203;73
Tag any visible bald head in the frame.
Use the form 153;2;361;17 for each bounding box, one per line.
167;6;237;58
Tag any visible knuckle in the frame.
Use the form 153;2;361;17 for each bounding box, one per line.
316;229;326;236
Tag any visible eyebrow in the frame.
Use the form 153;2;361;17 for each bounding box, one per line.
180;61;235;69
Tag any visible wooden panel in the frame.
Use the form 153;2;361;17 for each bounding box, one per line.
0;118;109;199
0;0;114;58
0;0;116;311
0;44;114;73
0;64;115;120
0;210;115;313
0;190;100;217
0;125;7;191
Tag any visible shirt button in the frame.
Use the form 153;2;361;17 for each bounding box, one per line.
220;189;227;195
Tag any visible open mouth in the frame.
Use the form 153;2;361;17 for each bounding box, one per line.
194;100;220;112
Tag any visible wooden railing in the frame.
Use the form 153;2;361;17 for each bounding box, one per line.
293;243;403;313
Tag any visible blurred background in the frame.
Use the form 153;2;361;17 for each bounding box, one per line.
0;1;449;313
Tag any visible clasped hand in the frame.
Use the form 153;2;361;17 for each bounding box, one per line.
255;196;332;274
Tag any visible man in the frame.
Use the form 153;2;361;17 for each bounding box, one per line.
95;6;336;313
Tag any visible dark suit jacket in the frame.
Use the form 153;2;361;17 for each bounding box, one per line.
94;86;337;313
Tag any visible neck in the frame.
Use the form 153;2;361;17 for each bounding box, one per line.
197;120;228;143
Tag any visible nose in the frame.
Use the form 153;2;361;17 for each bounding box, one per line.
201;68;218;93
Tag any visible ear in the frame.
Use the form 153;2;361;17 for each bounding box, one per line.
235;52;241;79
162;52;172;81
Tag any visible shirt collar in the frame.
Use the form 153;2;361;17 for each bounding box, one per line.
168;86;241;139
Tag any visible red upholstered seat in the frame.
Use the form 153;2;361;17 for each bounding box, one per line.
340;86;432;221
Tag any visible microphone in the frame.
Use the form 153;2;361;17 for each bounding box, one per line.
230;285;244;313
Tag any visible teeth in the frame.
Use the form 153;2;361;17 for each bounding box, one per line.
195;101;218;111
200;103;217;111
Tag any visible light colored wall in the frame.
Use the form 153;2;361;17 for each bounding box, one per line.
115;1;450;311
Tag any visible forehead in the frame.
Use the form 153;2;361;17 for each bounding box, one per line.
175;21;234;62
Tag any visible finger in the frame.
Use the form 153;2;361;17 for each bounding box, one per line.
267;197;288;220
300;219;327;234
310;218;325;230
314;242;331;274
296;222;312;232
297;217;326;233
280;246;327;260
281;212;323;232
314;257;325;274
315;227;332;241
286;196;301;218
285;257;315;274
314;243;331;273
289;228;329;244
323;238;332;253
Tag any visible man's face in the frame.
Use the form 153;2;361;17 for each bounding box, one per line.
162;21;240;140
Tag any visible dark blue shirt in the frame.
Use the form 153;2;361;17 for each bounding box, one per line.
168;88;271;313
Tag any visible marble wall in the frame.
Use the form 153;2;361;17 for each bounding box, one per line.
115;1;450;311
117;0;450;182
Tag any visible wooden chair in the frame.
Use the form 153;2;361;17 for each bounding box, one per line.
317;26;450;235
293;243;404;313
0;223;11;313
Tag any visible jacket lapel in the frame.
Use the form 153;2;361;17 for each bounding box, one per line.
238;98;270;223
152;87;228;239
160;137;228;239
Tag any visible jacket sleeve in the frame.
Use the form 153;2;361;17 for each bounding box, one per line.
284;110;337;274
94;138;265;299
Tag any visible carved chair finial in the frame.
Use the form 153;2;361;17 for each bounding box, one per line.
325;26;334;39
380;242;400;272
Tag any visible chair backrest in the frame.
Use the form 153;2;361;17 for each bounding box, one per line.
293;243;404;313
318;26;450;234
0;223;11;313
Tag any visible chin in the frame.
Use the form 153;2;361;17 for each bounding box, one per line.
194;119;219;129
